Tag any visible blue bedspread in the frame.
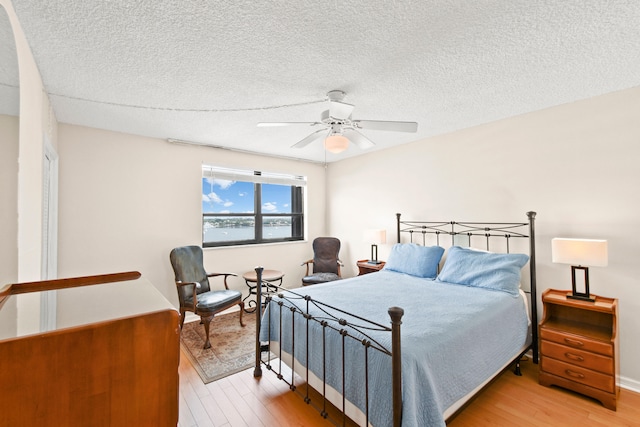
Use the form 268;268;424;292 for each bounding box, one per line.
260;270;529;427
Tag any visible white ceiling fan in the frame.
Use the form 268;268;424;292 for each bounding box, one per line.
257;90;418;153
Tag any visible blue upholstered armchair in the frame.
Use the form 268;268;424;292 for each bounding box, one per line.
169;245;245;349
301;237;344;285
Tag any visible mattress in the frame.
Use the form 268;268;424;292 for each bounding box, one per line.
260;270;530;427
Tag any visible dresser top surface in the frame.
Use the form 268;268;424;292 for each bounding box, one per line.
0;276;176;341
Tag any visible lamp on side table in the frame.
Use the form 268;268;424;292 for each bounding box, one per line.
364;229;386;265
551;237;608;302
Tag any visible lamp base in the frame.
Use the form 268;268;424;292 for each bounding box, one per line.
367;260;382;265
567;294;595;303
567;265;596;302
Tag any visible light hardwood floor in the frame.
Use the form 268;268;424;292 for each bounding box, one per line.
178;349;640;427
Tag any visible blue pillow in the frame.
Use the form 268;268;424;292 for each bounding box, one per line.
436;246;529;296
383;243;445;279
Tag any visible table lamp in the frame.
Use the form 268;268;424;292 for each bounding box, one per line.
364;229;386;265
551;238;608;302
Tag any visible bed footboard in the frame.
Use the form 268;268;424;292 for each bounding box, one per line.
253;267;404;427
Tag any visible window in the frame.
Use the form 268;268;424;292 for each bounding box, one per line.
202;165;305;247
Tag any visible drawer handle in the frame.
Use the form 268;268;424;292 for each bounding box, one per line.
564;352;585;362
564;337;584;347
565;369;585;379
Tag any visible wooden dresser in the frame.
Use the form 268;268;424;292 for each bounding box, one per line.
538;288;619;410
0;272;180;426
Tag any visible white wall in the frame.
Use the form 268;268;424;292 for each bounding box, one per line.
57;124;327;307
327;86;640;390
1;0;59;283
3;0;57;283
1;0;59;335
0;114;18;286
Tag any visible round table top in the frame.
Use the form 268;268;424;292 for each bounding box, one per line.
242;269;284;282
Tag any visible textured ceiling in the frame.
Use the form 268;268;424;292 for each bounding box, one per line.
6;1;640;162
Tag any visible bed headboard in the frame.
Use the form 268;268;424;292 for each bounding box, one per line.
395;211;538;363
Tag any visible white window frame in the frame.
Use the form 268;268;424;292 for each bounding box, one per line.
202;165;306;247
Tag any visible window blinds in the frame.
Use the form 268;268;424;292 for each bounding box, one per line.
202;165;306;187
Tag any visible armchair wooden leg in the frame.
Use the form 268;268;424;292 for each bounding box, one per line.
201;314;213;349
239;302;246;327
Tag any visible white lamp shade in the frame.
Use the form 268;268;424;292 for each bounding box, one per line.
551;238;608;267
324;134;349;153
364;229;386;244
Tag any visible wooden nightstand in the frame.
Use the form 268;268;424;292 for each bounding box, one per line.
538;288;619;410
357;260;385;275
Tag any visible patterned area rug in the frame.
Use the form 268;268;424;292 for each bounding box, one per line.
180;311;256;384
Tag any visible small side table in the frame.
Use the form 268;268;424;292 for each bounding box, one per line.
539;288;619;410
357;260;386;276
242;269;284;313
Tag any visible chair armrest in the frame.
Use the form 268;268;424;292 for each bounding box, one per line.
176;280;199;310
301;259;313;276
207;272;238;278
206;272;237;290
337;260;344;277
176;280;200;289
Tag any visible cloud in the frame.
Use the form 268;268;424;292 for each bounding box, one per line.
206;192;223;204
262;202;277;212
213;178;235;189
203;192;234;210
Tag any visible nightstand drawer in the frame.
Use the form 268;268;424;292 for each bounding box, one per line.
541;340;614;375
540;328;613;357
542;357;615;393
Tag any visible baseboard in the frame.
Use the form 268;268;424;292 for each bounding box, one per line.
183;312;200;324
620;376;640;394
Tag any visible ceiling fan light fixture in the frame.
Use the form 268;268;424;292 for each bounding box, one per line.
258;90;417;153
324;134;349;153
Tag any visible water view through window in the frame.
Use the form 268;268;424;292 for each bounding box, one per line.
202;176;302;245
203;217;295;242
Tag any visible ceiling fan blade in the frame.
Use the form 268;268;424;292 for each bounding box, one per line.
353;120;418;133
258;122;320;127
291;129;328;148
343;128;375;150
329;100;355;120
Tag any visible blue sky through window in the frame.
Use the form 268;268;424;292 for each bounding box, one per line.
262;183;292;214
202;178;291;214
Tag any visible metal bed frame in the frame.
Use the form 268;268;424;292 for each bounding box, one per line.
253;211;538;427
